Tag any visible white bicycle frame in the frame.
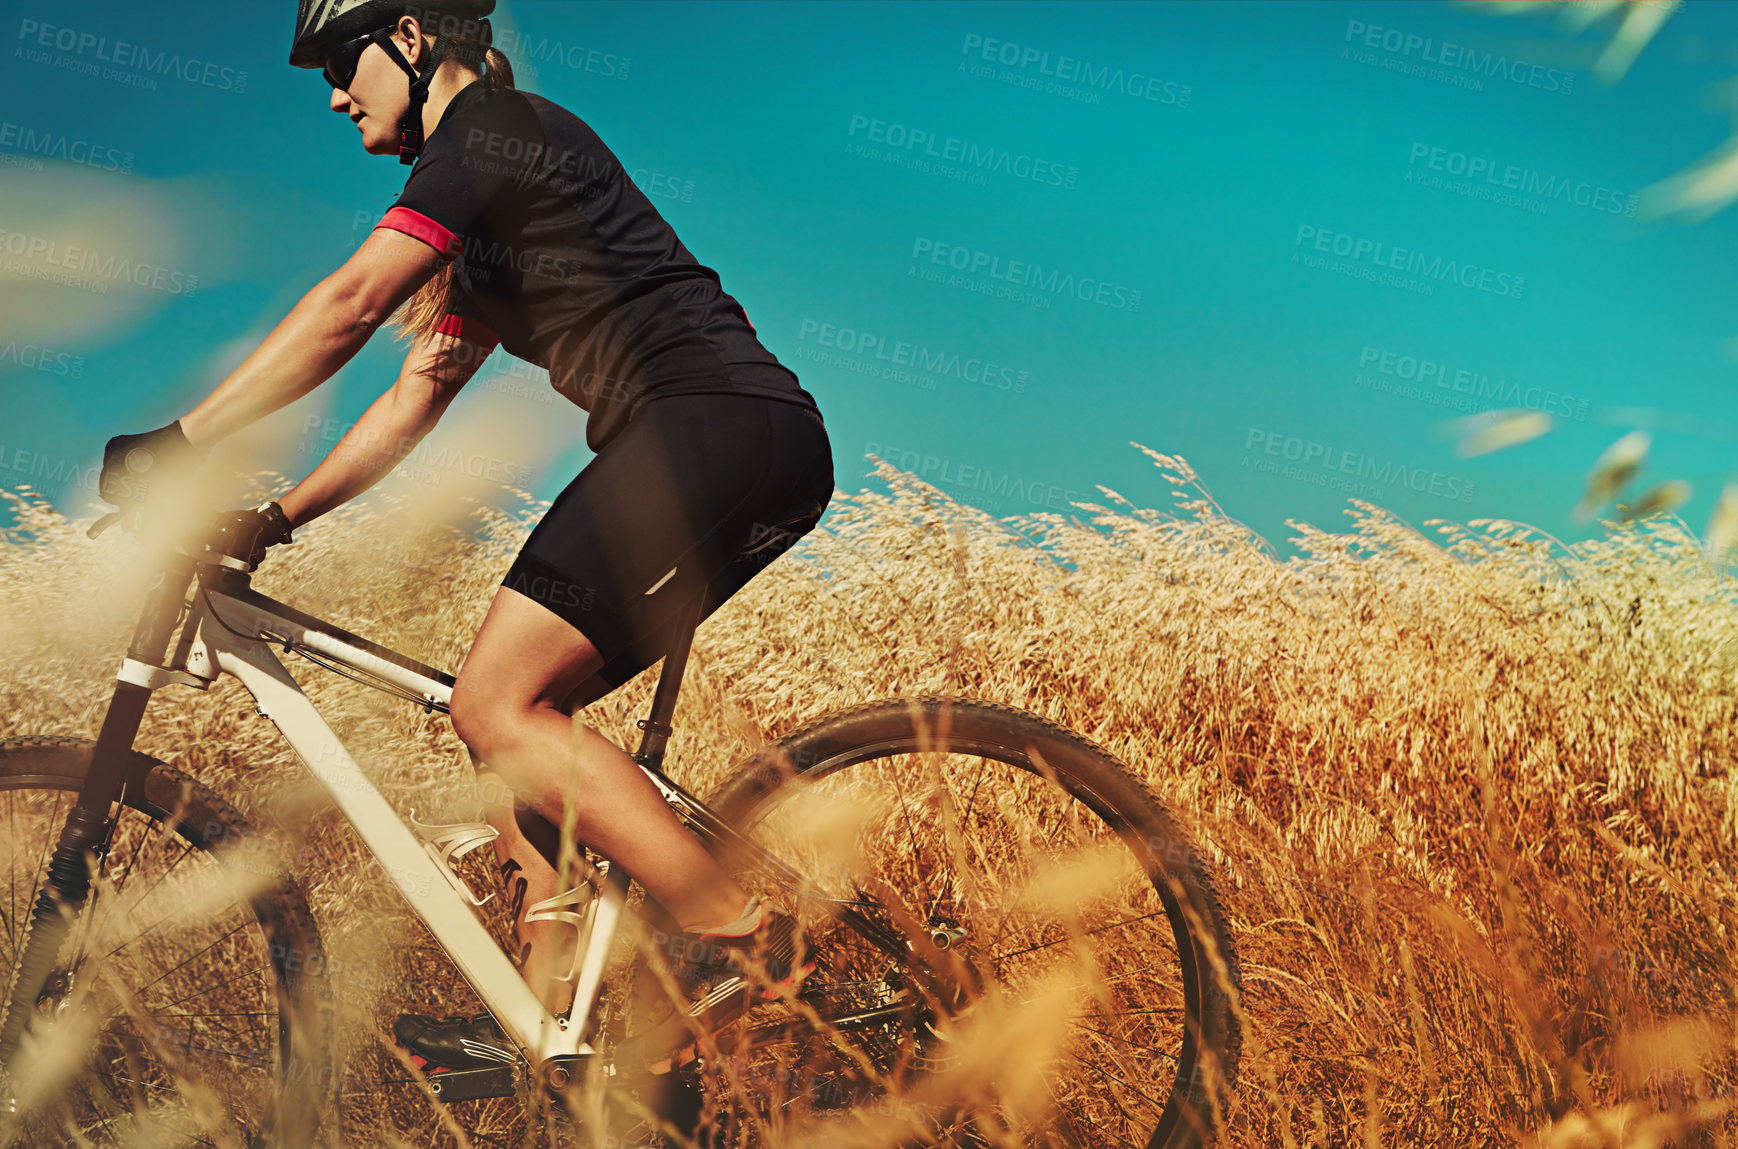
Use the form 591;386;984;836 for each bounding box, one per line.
118;578;691;1067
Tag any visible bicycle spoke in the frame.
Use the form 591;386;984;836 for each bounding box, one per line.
156;961;271;1012
131;918;253;999
152;1004;274;1068
72;1076;127;1142
1072;1003;1186;1019
991;907;1171;963
702;700;1238;1146
2;694;1233;1145
99;840;199;961
1073;1047;1173;1128
130;943;273;1070
948;757;1006;920
104;815;153;904
81;821;160;963
150;1040;271;1071
1069;1020;1181;1063
957;758;991;832
28;790;66;918
888;759;942;920
0;750;320;1148
1099;959;1188;991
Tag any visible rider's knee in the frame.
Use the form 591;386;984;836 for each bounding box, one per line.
449;678;575;770
448;677;508;763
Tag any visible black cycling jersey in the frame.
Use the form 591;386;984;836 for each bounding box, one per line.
376;80;818;450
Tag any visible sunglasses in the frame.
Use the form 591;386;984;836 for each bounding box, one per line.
322;29;387;91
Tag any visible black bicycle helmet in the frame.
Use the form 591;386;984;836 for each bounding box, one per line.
289;1;495;164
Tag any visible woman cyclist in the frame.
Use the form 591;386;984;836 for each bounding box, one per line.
98;0;829;1074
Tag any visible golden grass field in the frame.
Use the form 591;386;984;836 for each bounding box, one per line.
1;446;1735;1147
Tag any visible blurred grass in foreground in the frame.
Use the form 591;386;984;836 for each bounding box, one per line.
0;445;1734;1146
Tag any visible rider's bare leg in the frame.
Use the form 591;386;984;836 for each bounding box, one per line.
476;665;612;1006
453;586;751;1010
477;774;572;1007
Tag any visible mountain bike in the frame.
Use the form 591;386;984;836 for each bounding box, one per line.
0;508;1242;1147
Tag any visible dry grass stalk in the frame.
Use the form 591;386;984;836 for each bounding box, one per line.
0;440;1734;1145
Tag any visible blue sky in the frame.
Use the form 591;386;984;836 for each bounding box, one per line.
5;0;1738;553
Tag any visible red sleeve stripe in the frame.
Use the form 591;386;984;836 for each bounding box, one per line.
435;312;501;348
375;206;462;258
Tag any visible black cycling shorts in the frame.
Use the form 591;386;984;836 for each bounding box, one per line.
501;393;833;689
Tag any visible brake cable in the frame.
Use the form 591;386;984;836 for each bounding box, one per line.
200;588;440;711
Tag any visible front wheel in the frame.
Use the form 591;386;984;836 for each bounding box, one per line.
690;697;1242;1148
0;736;334;1147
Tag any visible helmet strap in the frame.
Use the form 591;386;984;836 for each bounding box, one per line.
368;26;437;165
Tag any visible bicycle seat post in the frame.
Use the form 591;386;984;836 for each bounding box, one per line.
632;594;702;773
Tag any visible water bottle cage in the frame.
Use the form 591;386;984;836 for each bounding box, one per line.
524;862;609;983
406;813;609;982
408;812;500;907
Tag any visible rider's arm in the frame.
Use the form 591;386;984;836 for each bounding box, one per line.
175;228;447;446
274;327;493;528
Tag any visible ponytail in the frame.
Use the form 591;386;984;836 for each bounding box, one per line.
480;45;514;90
390;33;515;343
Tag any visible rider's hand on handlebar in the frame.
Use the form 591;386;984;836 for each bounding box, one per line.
99;421;207;508
210;502;295;571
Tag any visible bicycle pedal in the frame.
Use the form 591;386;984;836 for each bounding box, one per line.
425;1063;518;1102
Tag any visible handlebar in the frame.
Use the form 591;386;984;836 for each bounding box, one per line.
89;504;252;666
86;502;270;574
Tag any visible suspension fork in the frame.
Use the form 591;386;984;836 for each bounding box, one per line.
0;555;196;1069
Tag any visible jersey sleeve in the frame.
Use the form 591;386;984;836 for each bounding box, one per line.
435;289;501;349
372;87;541;259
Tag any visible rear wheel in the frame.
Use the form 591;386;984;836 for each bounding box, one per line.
631;698;1241;1148
0;736;333;1147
